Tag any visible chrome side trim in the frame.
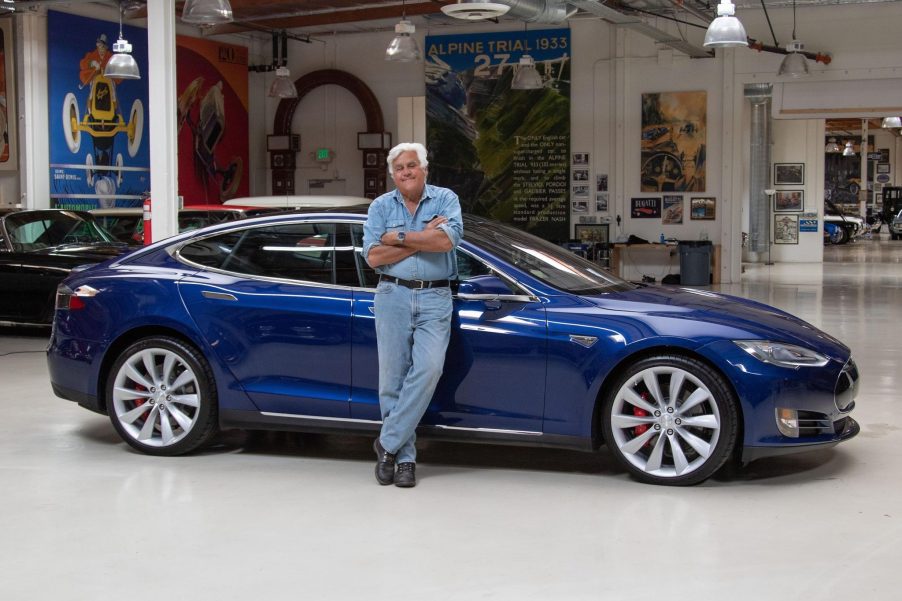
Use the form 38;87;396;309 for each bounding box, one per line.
261;411;381;425
258;411;543;436
432;424;542;436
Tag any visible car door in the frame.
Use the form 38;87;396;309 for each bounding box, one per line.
177;221;355;418
349;224;547;433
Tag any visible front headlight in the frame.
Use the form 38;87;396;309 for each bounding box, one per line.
734;340;829;369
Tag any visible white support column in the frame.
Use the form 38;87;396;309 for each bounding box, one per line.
147;1;179;241
720;48;740;284
17;11;50;209
860;118;868;218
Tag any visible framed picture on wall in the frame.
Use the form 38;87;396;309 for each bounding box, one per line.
774;214;799;244
690;197;716;220
774;163;804;185
774;190;803;212
877;163;890;174
574;224;609;244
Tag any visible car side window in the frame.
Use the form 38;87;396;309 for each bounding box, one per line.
181;223;352;286
351;224;379;288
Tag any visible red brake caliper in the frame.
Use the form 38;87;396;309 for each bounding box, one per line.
633;392;651;437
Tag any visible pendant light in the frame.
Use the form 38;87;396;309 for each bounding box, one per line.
181;0;233;25
842;141;855;157
882;116;902;128
777;1;809;78
104;0;140;80
270;67;298;99
511;55;543;90
825;137;841;153
704;1;748;48
386;1;421;62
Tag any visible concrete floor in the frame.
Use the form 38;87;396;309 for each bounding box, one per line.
2;236;901;600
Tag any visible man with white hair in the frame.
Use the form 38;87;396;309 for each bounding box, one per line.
362;142;463;488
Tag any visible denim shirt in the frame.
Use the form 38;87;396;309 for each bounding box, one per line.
362;184;463;281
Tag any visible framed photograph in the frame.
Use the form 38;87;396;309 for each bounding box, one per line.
572;184;589;199
363;151;379;168
572;152;589;165
774;214;799;244
574;224;609;244
572;200;588;213
0;19;17;171
595;192;608;212
631;197;661;219
774;190;803;212
877;163;890;174
774;163;804;185
690;197;716;220
596;173;608;192
662;195;683;224
572;168;589;182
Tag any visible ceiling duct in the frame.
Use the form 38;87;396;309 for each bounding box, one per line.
490;0;575;24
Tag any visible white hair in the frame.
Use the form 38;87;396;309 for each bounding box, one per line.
387;142;428;177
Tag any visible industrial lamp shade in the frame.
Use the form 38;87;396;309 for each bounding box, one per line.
104;39;141;80
511;55;543;90
703;1;748;48
181;0;233;25
881;116;902;128
269;67;298;99
778;42;809;78
825;137;841;153
842;141;855;157
385;20;421;62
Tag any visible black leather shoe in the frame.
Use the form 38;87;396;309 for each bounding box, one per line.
373;438;396;485
395;462;416;488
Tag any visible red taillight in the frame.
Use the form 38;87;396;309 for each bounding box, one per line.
56;284;98;311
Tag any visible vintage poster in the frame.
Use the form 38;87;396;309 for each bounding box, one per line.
425;29;570;240
641;91;706;192
48;11;150;209
662;195;683;224
632;197;661;218
0;19;17;170
176;36;249;203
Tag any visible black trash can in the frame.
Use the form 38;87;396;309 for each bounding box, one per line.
678;240;712;286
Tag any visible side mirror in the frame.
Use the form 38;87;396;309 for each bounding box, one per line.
456;275;537;304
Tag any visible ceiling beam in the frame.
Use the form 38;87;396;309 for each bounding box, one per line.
199;2;450;36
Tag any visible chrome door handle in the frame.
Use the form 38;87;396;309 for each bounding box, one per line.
201;291;238;301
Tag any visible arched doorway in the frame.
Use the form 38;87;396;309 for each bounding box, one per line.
270;69;389;197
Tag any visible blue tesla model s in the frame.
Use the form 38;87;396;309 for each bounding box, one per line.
47;208;859;485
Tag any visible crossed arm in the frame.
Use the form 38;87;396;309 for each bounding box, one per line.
366;216;451;268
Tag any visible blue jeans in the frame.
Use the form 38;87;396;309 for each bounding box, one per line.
374;281;453;464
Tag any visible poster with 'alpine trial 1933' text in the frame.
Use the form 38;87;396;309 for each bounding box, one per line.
425;29;570;241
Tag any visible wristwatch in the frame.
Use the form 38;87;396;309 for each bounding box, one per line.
396;231;406;245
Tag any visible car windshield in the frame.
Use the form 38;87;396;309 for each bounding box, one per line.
6;211;117;251
463;216;633;295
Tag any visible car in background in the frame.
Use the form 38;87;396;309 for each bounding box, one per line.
890;209;902;240
223;195;371;210
824;199;865;244
48;208;859;486
90;204;280;246
0;208;128;326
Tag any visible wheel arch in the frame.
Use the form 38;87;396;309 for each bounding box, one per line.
96;325;206;414
589;344;745;454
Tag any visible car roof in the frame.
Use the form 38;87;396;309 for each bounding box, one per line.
223;195;371;208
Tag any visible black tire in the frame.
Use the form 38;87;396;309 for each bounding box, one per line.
106;336;218;456
602;354;739;486
834;226;849;244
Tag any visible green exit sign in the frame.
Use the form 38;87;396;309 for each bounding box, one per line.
316;148;332;161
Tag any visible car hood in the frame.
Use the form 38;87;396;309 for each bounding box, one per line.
579;285;849;357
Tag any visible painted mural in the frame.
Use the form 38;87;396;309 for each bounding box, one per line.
425;29;570;241
640;91;707;193
48;11;150;209
176;36;248;203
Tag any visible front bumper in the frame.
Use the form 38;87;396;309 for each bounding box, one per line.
742;416;860;462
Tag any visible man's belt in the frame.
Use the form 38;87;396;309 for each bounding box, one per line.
379;275;450;289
